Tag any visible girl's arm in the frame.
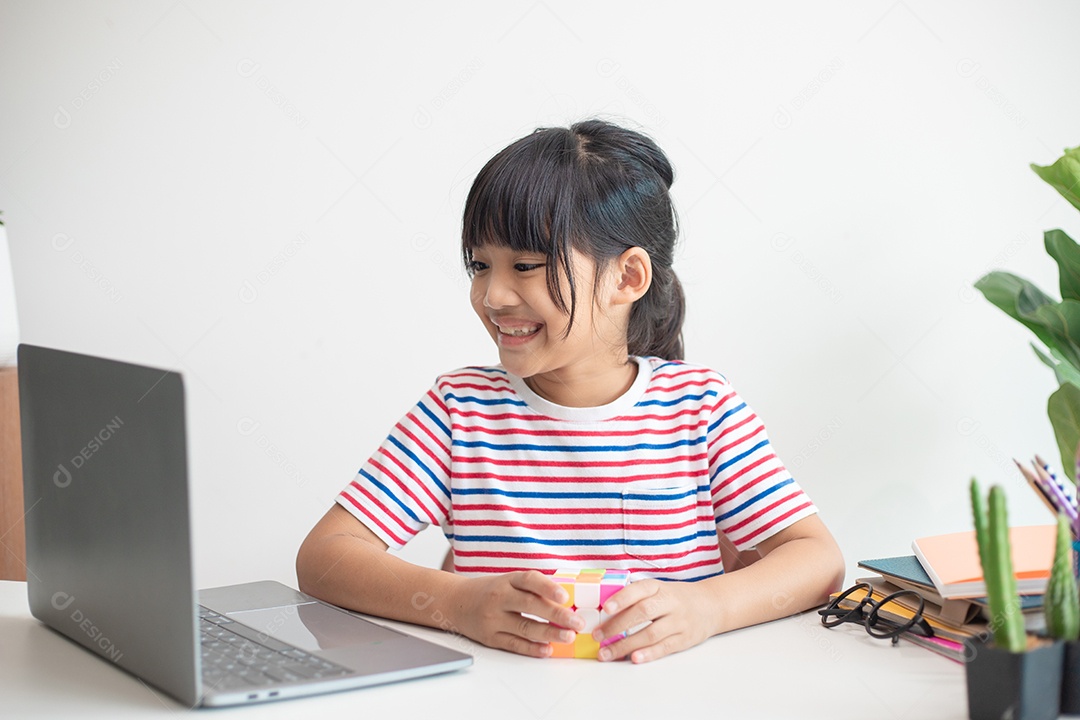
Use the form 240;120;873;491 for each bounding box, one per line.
296;504;586;657
592;514;844;664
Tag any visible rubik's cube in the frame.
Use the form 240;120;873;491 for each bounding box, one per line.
550;569;631;659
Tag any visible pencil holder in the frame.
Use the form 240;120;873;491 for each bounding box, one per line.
1063;640;1080;715
964;637;1063;720
1072;539;1080;580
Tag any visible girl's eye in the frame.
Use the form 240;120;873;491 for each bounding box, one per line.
467;260;489;274
514;263;543;272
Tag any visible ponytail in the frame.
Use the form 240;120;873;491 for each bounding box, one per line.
628;264;685;360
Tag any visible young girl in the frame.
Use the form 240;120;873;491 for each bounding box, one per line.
297;119;844;664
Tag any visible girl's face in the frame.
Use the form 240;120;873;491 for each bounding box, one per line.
468;243;628;394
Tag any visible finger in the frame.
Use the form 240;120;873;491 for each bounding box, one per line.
510;569;568;605
594;583;661;640
493;631;557;659
599;579;658;616
515;592;586;632
597;622;678;664
511;611;579;645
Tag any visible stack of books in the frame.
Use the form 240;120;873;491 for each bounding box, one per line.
850;524;1056;663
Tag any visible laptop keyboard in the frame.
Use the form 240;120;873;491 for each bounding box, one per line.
198;606;351;691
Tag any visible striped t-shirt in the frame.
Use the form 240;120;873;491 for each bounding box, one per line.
336;355;817;582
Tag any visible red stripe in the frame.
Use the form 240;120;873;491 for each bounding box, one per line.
611;405;721;423
455;556;723;576
724;490;805;534
442;371;511;384
713;424;766;457
712;413;756;444
449;420;708;437
339;486;409;544
399;417;450;476
713;466;784;507
443;381;516;393
452;514;714;532
650;367;709;381
643;378;712;394
427;388;449;416
451;470;702;484
730;500;813;546
449;405;724;424
381;429;451;517
711;454;775;494
370;455;441;524
451;453;707;468
453;501;713;516
451;544;719;562
448;409;548;422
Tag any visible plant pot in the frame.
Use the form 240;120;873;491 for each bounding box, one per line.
1063;639;1080;715
965;638;1063;720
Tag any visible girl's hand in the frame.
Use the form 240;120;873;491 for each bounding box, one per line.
449;571;586;657
591;579;712;664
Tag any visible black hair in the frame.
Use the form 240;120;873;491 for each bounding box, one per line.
461;119;685;360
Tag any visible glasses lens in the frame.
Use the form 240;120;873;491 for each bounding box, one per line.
820;583;873;628
865;590;924;639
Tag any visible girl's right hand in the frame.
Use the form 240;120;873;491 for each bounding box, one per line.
449;571;586;657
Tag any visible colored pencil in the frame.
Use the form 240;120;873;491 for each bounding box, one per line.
1014;459;1058;517
1031;458;1078;527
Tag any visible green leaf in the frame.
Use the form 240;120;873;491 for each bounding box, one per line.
1048;382;1080;483
975;271;1058;349
1046;229;1080;302
1033;343;1080;387
1032;147;1080;213
1028;300;1080;371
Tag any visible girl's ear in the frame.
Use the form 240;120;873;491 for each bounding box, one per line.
612;247;652;305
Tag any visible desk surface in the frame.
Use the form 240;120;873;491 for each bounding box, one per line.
1;579;972;719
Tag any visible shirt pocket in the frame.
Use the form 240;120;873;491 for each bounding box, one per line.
621;481;713;566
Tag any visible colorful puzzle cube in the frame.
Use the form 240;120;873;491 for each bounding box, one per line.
549;569;630;659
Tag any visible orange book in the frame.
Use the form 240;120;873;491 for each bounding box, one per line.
911;525;1056;599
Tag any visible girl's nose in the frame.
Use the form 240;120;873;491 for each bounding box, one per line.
481;269;517;309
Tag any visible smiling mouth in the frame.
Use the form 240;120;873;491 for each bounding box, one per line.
495;323;542;338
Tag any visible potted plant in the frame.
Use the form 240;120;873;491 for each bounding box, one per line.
975;146;1080;478
965;478;1063;720
1045;510;1080;713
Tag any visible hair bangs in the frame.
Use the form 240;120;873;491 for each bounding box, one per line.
462;129;580;256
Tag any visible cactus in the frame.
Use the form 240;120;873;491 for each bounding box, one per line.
1045;512;1080;641
970;478;1026;652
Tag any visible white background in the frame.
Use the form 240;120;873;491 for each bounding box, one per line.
2;0;1079;590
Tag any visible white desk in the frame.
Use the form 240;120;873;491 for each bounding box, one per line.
1;579;971;719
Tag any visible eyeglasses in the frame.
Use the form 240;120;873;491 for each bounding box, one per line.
818;582;935;645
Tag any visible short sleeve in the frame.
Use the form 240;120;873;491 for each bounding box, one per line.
707;380;817;551
336;382;453;549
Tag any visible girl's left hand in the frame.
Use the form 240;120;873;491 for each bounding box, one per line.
590;579;712;664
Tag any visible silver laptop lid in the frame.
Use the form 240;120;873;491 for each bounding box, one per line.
19;344;202;707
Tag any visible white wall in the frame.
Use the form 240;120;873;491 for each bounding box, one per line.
2;0;1079;589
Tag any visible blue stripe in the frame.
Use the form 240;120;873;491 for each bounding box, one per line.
707;402;747;434
716;477;795;521
452;436;706;453
624;485;706;501
446;393;528;407
684;570;724;582
636;389;718;408
388;436;450;498
358;469;422;524
417;399;451;439
464;366;507;375
453;529;716;546
653;360;681;371
711;439;770;482
453;487;622;500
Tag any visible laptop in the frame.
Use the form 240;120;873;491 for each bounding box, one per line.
17;343;472;707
